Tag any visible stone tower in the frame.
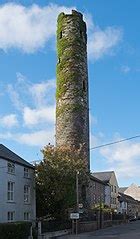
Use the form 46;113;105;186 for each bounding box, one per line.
56;10;90;170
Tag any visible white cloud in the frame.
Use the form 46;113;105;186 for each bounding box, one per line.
16;72;26;83
18;129;55;146
0;3;122;60
7;84;24;110
29;80;56;107
121;65;130;73
0;3;74;53
89;113;97;127
90;134;99;148
7;73;56;132
88;26;122;60
0;129;55;146
0;132;12;139
100;138;140;179
8;71;55;107
84;13;94;31
0;114;18;128
23;106;55;126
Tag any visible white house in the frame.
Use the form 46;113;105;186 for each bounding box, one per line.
118;192;140;219
117;192;128;214
0;144;36;223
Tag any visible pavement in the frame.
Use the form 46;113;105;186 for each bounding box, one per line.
59;220;140;239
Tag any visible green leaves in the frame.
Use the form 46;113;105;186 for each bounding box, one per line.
36;145;89;220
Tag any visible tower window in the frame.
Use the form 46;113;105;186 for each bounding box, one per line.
80;30;85;41
82;80;86;91
59;31;62;39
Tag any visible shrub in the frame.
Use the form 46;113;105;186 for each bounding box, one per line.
0;222;31;239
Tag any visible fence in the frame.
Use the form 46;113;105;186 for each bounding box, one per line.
37;211;128;237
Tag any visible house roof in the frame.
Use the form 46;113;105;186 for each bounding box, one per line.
119;187;128;193
92;171;114;183
118;192;139;204
90;174;106;185
119;184;140;201
0;144;34;169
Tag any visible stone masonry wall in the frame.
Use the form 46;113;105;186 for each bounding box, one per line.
56;10;90;169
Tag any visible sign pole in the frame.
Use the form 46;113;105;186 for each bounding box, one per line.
76;171;79;235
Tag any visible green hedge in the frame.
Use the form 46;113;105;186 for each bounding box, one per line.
0;222;31;239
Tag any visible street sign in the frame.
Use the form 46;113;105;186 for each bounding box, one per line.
79;208;84;214
79;203;83;209
70;213;79;219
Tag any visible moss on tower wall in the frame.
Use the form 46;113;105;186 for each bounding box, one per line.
56;102;84;118
56;11;87;100
56;10;90;169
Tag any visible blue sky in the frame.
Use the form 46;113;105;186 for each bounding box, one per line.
0;0;140;186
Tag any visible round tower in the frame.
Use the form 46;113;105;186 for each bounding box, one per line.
56;10;90;170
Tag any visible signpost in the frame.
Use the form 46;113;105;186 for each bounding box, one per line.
70;213;79;234
70;213;79;220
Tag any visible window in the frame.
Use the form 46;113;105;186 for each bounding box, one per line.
124;202;127;208
80;30;85;43
24;185;30;203
80;30;83;39
7;162;15;174
112;198;116;204
8;211;15;222
82;80;86;91
93;194;96;203
59;31;62;39
101;193;104;203
7;182;14;201
81;185;86;201
93;182;96;189
24;212;30;221
24;168;29;178
114;186;117;193
111;185;113;192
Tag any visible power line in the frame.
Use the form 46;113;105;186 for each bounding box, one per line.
90;134;140;150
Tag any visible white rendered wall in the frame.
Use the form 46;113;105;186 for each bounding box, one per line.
0;157;36;223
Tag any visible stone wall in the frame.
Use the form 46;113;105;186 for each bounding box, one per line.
78;221;98;233
56;10;90;169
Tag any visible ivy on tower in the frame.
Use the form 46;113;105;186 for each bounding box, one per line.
56;10;90;170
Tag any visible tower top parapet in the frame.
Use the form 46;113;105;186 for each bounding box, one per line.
58;10;84;21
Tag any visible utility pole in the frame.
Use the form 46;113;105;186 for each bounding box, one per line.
76;171;79;212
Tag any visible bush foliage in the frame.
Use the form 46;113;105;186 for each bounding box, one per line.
0;222;31;239
36;145;89;220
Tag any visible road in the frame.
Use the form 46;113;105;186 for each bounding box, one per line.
60;220;140;239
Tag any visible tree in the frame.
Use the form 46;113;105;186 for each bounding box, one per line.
36;145;89;220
